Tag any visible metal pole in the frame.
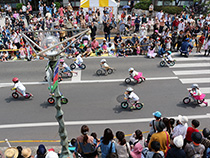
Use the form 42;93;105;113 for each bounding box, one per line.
49;59;71;158
23;36;38;55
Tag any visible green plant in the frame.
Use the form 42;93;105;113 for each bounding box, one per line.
154;6;183;14
134;0;152;10
16;3;23;11
55;2;61;10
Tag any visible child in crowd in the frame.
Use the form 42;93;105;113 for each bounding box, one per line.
107;42;115;56
136;44;141;55
147;46;156;58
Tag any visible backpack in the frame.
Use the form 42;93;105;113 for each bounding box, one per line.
191;144;202;158
152;153;163;158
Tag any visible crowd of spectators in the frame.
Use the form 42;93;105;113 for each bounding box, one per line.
2;111;210;158
0;2;210;61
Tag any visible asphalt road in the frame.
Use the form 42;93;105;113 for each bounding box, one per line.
0;54;210;147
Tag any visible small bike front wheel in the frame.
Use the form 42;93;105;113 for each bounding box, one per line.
61;98;68;104
26;92;31;99
170;61;175;66
80;64;86;70
125;78;131;84
135;103;144;110
183;97;191;104
12;92;19;99
107;68;113;74
197;99;204;104
160;61;166;67
70;63;76;70
96;69;103;76
48;97;55;104
121;101;129;109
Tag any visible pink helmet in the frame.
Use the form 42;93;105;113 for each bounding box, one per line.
12;77;19;82
75;52;79;55
60;59;64;63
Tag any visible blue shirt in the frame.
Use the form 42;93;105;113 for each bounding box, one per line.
98;139;115;158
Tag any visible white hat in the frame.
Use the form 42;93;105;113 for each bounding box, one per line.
46;151;59;158
4;147;18;158
178;115;188;124
173;135;184;148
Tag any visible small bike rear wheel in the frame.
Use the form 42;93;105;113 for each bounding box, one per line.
121;101;129;109
160;61;166;67
80;64;86;70
107;68;113;74
136;103;144;110
96;69;103;76
26;92;31;99
48;97;55;104
125;78;131;84
61;98;68;104
70;63;76;70
183;97;191;104
67;71;73;78
12;92;19;99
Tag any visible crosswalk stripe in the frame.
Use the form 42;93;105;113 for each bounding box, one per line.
71;70;81;82
173;57;210;62
187;87;210;94
173;70;210;75
171;63;210;68
180;78;210;84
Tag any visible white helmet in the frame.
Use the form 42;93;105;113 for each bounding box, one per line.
128;67;134;72
126;87;134;92
101;59;106;63
191;84;199;89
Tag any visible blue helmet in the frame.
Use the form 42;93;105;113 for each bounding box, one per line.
185;38;190;41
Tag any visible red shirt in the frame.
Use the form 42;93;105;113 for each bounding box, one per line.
199;36;205;44
185;127;199;142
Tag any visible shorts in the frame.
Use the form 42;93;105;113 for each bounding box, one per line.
64;67;71;72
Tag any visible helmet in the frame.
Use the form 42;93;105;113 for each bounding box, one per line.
126;87;133;92
167;51;172;55
75;52;79;55
12;77;19;82
128;67;134;72
191;84;199;89
100;59;106;63
202;128;210;138
60;59;64;63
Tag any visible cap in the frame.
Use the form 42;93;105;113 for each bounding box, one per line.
191;132;202;144
173;135;184;148
178;115;188;124
153;111;162;118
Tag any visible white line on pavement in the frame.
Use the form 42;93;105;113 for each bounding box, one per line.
187;87;210;94
71;70;81;82
173;57;210;62
171;63;210;68
173;70;210;75
0;77;178;88
180;78;210;84
0;113;210;129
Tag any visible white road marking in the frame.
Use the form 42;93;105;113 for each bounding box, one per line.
71;70;81;82
0;113;210;129
173;70;210;75
180;78;210;84
0;77;178;88
187;87;210;94
171;63;210;68
174;57;210;62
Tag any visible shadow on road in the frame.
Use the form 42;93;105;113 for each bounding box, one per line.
5;97;32;103
113;105;133;113
40;102;54;108
176;102;198;109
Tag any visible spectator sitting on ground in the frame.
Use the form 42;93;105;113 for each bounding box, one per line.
91;37;99;52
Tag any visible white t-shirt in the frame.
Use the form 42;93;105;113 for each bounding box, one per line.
128;92;139;101
102;63;109;68
76;54;83;63
22;5;27;12
14;81;26;91
131;70;138;78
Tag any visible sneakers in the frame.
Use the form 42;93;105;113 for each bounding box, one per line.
130;106;136;110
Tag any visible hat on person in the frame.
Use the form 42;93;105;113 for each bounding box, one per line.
4;147;18;158
103;38;106;41
155;30;158;33
48;148;55;152
153;111;162;118
21;148;31;158
37;144;47;155
173;135;184;148
191;132;202;144
45;151;59;158
155;120;165;132
178;115;188;124
203;128;210;138
133;33;137;36
185;38;190;41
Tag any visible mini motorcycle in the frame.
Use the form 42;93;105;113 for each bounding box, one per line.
183;90;206;104
96;67;115;76
70;62;86;70
125;72;145;84
121;94;144;110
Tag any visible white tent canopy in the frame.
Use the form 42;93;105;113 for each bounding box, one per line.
80;0;118;23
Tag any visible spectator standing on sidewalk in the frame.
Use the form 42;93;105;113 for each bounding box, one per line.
104;23;112;42
197;33;205;53
89;22;97;41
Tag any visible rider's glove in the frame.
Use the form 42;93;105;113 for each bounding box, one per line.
11;87;16;90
